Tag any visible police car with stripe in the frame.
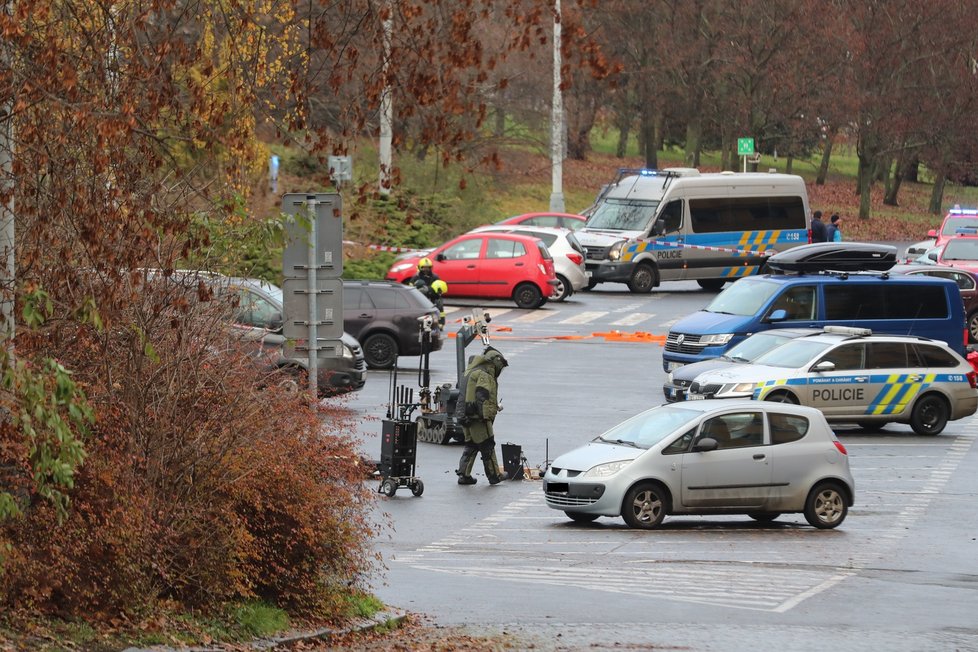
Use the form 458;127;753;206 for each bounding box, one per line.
684;326;978;435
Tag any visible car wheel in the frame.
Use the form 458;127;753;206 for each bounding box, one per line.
553;274;573;302
275;365;306;394
627;263;656;294
621;482;668;529
748;512;781;522
804;482;847;529
363;333;398;369
513;283;543;309
764;391;799;404
909;393;949;436
968;311;978;343
565;511;599;523
697;279;725;292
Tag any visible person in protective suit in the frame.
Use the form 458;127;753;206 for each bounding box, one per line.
410;258;447;326
455;347;511;485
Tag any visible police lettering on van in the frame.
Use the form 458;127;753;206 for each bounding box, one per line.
577;168;810;293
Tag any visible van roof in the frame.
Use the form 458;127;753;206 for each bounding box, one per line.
743;271;958;287
604;171;806;201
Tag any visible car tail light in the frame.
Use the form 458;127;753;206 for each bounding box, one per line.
833;441;848;455
968;370;977;389
807;228;813;244
566;252;584;265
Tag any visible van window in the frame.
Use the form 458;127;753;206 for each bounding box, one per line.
587;199;658;231
824;285;948;320
706;278;782;316
689;196;806;233
768;285;817;320
657;200;682;234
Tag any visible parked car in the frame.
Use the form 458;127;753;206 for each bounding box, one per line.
386;232;558;309
892;265;978;342
684;327;978;436
494;211;587;231
469;224;587;301
343;280;443;369
932;232;978;273
924;207;978;249
543;399;854;529
663;328;820;402
220;276;368;397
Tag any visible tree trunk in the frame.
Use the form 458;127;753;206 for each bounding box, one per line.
904;156;920;183
653;111;665;161
884;151;911;206
929;148;951;214
785;155;794;174
857;154;874;219
816;128;836;185
615;116;630;158
684;116;701;168
641;108;657;169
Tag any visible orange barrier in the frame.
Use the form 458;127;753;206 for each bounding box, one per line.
445;329;665;344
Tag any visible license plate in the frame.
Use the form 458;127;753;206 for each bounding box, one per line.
687;393;705;400
666;361;684;371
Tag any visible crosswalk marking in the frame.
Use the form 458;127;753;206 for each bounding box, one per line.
610;312;655;327
511;310;557;323
559;311;608;325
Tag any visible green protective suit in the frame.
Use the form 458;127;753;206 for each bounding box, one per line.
455;348;508;484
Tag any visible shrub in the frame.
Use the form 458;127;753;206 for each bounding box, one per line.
0;274;379;619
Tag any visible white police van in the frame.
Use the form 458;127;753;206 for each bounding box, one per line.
578;168;810;293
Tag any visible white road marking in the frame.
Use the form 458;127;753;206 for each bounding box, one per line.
559;311;608;325
610;312;655;327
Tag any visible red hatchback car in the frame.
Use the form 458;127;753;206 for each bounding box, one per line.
386;232;558;309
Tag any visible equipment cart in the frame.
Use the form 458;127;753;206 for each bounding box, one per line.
377;368;423;497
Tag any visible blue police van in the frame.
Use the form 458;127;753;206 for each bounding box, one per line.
663;243;968;372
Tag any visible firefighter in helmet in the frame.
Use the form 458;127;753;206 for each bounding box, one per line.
455;347;511;485
410;258;447;326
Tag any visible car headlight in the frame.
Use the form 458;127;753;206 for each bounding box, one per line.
719;381;757;395
390;262;414;273
342;344;355;360
608;241;625;261
583;459;632;478
700;333;733;345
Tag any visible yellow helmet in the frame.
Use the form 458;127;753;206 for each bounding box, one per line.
418;257;433;270
431;280;448;295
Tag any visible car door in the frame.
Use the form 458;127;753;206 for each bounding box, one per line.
680;411;770;508
480;236;530;298
862;341;918;418
802;342;869;417
342;286;374;340
434;236;485;295
649;199;686;282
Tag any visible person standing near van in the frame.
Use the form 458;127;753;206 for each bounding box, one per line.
811;210;827;242
827;214;843;242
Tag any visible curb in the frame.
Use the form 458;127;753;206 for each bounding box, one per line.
122;608;409;652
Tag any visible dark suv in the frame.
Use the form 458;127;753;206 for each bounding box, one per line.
343;280;444;368
224;277;367;396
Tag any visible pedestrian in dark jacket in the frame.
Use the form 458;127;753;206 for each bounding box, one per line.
455;347;511;485
826;214;843;242
810;210;827;243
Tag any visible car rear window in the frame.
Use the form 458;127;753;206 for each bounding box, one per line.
912;343;961;367
769;413;809;444
512;230;557;247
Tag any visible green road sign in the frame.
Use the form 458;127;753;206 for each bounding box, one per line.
737;138;755;156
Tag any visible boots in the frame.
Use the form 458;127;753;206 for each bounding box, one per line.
457;475;477;485
488;471;511;485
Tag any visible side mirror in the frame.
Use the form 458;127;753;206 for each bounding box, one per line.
927;251;938;261
436;253;447;262
693;437;718;452
268;311;284;332
927;229;937;238
653;218;666;236
766;308;788;322
812;360;836;373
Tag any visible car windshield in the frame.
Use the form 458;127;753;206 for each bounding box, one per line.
586;199;659;232
705;278;782;316
752;339;834;368
724;332;798;362
942;217;978;236
596;405;700;449
942;238;978;261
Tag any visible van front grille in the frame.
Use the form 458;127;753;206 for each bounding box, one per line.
665;332;709;354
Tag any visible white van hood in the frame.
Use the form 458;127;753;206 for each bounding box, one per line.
576;229;634;247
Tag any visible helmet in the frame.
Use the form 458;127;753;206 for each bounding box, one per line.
484;347;509;376
418;257;433;271
431;280;448;295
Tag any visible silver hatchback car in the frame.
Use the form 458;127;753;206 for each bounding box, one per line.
544;400;854;530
